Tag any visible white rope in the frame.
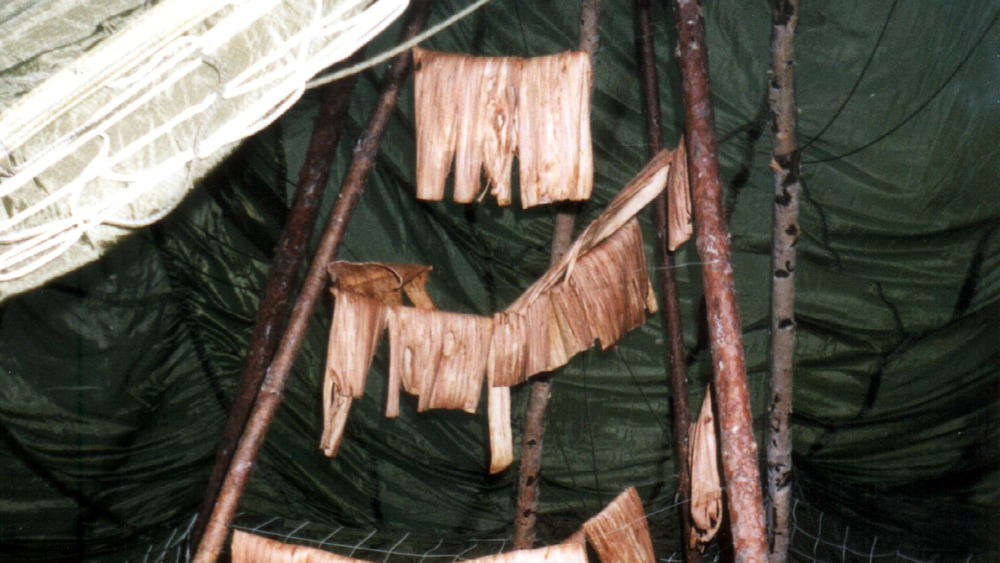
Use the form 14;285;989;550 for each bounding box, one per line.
0;0;409;284
306;0;495;89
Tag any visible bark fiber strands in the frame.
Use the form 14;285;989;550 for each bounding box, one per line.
766;2;801;561
672;0;769;561
687;387;723;551
192;3;433;560
413;49;592;207
489;219;657;385
231;530;586;563
388;307;493;414
189;53;362;553
581;487;656;563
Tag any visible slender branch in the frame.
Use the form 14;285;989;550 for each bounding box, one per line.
634;1;699;561
187;52;361;554
670;1;769;562
191;3;433;560
766;1;801;561
512;0;602;549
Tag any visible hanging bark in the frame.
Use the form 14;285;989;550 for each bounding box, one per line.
581;487;656;563
687;387;723;551
766;1;801;561
191;2;433;561
188;52;362;553
671;1;769;562
634;1;699;559
413;49;593;207
514;0;601;549
231;529;587;563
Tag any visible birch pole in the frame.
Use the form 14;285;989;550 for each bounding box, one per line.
671;1;769;561
192;2;433;560
766;1;801;561
513;0;601;549
634;1;699;560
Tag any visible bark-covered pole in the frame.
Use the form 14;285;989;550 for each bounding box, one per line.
671;1;769;562
192;3;433;561
188;54;361;554
634;2;700;561
766;1;801;561
512;0;601;549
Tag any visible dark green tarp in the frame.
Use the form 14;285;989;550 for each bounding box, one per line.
1;1;997;560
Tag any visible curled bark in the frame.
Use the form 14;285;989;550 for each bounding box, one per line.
766;1;801;561
191;2;433;560
671;0;769;561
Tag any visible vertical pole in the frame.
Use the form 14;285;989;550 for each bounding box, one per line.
671;1;769;561
512;0;602;549
188;53;361;553
766;1;801;561
192;2;433;560
634;1;700;560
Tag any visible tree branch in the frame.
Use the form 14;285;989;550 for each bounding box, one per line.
671;1;769;561
191;2;433;560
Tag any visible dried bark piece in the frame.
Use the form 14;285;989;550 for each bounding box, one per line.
321;290;386;458
582;487;656;563
413;48;461;202
327;261;433;307
487;310;528;387
688;387;723;552
666;138;692;251
493;219;658;384
517;148;673;307
231;530;364;562
323;262;433;452
472;543;587;563
326;290;387;398
487;383;513;474
319;394;351;458
517;51;593;208
387;306;493;414
232;530;585;563
413;48;591;208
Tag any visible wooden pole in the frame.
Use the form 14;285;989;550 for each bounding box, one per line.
634;1;700;560
512;0;602;549
766;1;801;561
188;53;361;554
670;1;769;562
191;3;432;560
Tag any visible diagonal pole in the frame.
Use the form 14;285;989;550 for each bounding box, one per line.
513;0;602;549
188;51;363;554
192;2;433;560
670;1;768;561
634;1;700;560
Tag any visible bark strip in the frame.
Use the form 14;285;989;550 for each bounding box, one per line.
192;3;433;560
513;0;602;549
634;1;700;560
188;52;361;554
671;1;769;562
766;1;801;561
